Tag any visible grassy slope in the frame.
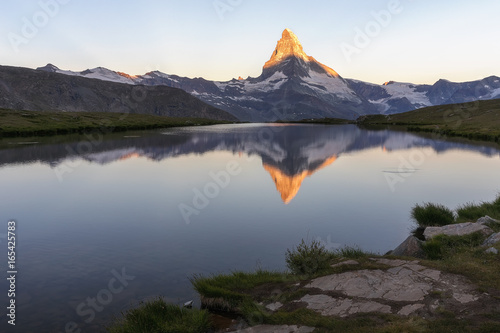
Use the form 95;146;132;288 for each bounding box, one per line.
358;99;500;141
0;108;233;137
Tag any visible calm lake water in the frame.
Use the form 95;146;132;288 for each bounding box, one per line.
1;123;500;332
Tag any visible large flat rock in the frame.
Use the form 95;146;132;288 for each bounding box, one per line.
299;259;481;317
299;294;391;317
423;222;493;240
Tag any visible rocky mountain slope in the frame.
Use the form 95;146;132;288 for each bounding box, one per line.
0;65;237;121
36;29;500;121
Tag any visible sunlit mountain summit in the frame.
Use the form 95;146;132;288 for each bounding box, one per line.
33;29;500;122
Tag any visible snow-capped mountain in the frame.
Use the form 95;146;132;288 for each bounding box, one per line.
37;29;500;121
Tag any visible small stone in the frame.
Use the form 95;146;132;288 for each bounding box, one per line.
485;247;498;255
483;233;500;247
265;302;283;311
453;292;478;304
398;303;425;316
477;216;500;225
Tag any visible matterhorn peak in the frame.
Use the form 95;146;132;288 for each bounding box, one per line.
264;28;309;69
262;29;340;79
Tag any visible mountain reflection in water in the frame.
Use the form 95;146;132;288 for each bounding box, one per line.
1;124;499;204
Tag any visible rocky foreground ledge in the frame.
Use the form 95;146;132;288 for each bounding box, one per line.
219;216;500;333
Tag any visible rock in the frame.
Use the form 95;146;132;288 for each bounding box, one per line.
331;260;359;268
398;303;425;316
390;236;424;258
307;267;433;302
265;302;283;312
298;294;391;317
485;247;498;255
232;325;315;333
423;222;493;240
483;232;500;246
477;216;500;226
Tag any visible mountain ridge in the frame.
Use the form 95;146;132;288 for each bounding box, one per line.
0;65;237;121
26;28;500;121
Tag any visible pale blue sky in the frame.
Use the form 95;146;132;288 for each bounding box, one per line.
1;0;499;84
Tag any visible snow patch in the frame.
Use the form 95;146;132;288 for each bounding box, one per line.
370;82;431;110
302;71;361;102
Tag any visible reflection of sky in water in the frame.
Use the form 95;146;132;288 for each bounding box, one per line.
0;124;499;332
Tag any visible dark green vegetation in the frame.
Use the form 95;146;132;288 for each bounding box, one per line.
422;232;487;260
358;98;500;142
285;239;332;275
107;297;211;333
457;195;500;223
278;117;352;125
411;196;500;291
412;195;500;228
0;108;232;137
411;203;455;227
284;239;370;275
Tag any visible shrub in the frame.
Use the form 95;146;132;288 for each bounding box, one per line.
285;239;332;275
421;232;486;260
107;297;211;333
456;194;500;223
411;203;455;227
334;246;369;259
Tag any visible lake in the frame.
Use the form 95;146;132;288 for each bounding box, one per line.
1;123;500;332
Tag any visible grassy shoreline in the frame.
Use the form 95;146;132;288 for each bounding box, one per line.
356;99;500;143
0;108;234;138
2;98;500;145
106;196;500;332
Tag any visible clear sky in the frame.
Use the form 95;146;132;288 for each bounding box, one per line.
1;0;499;84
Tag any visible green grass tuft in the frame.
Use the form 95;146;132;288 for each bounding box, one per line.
334;245;371;259
285;239;333;275
106;297;211;333
411;203;455;228
456;194;500;223
422;232;487;260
